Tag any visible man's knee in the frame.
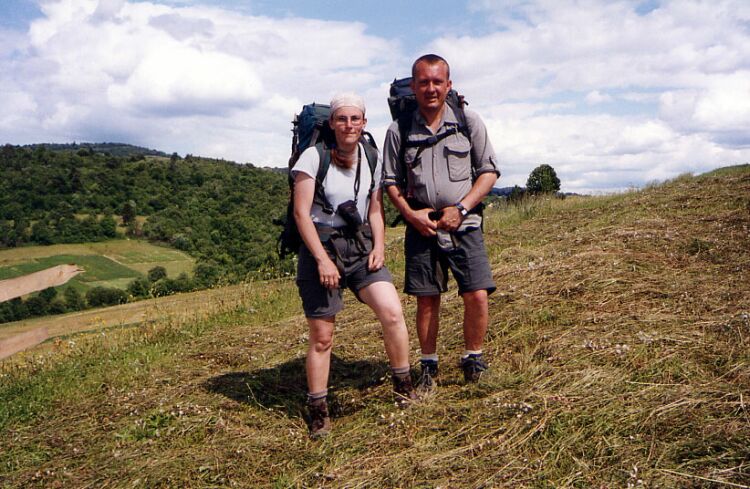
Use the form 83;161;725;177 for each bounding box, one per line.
462;289;488;308
417;294;440;308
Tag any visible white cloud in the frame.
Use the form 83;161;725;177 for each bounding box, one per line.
2;0;400;163
426;0;750;192
107;44;263;115
1;0;749;193
585;90;612;105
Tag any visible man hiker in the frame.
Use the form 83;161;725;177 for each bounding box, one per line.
383;54;500;388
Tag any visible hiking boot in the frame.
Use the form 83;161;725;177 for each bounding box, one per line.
392;373;419;406
416;360;438;393
461;354;488;383
307;398;331;439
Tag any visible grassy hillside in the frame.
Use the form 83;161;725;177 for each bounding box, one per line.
1;167;748;488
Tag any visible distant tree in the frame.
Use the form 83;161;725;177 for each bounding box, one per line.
526;164;561;195
147;266;167;283
39;287;58;302
121;200;137;225
99;213;118;238
64;287;86;311
174;272;193;292
151;278;178;297
126;219;141;238
86;287;127;307
48;299;68;315
0;221;13;246
193;261;221;288
25;295;49;317
12;218;29;245
80;215;100;241
7;297;29;321
31;219;54;245
508;185;526;202
127;277;151;298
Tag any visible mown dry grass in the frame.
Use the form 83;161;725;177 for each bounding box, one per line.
1;166;748;488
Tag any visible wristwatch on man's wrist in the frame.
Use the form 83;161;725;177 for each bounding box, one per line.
455;202;469;217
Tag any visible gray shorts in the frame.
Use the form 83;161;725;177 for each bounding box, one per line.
297;229;393;318
404;224;496;296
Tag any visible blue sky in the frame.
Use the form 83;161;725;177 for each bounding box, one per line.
1;0;749;193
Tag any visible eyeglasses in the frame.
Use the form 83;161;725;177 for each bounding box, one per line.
333;115;364;126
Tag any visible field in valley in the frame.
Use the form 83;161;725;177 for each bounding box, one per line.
0;240;194;293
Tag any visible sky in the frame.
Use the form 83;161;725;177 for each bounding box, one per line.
1;0;749;194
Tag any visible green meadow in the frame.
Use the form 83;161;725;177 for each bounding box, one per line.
0;240;194;293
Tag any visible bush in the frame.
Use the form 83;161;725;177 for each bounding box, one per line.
86;287;128;307
64;287;86;311
47;299;68;315
151;278;178;297
147;266;167;283
127;277;151;298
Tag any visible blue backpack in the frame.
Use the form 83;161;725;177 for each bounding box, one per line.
276;103;379;258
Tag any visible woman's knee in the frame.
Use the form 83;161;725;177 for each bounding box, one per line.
311;336;333;353
373;298;404;327
308;318;335;352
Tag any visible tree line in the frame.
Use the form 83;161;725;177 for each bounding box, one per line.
0;265;204;324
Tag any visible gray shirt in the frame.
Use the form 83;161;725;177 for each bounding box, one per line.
383;105;500;210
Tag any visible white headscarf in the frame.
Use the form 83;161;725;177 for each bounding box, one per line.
330;92;366;116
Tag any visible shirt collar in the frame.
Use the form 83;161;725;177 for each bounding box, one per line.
414;103;459;129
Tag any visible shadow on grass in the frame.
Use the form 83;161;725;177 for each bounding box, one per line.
203;353;389;418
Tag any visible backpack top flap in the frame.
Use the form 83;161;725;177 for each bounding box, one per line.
387;77;467;123
294;103;335;156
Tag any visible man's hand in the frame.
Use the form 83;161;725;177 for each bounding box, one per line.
437;205;463;232
317;256;341;289
407;208;438;237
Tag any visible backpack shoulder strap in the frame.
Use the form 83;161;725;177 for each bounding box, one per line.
313;143;334;214
447;95;471;143
360;132;379;194
395;112;412;190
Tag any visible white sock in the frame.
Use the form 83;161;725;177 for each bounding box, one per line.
461;350;482;360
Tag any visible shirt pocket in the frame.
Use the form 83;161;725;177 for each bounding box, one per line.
444;139;471;182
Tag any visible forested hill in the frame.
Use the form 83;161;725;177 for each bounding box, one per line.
0;143;289;282
26;142;168;158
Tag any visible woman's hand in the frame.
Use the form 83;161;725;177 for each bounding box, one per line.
368;245;385;271
317;255;340;289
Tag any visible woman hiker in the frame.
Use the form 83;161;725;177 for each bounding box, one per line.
292;92;418;438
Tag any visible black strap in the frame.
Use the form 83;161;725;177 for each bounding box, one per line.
352;146;362;204
403;125;459;148
314;140;377;216
395;100;472;191
314;144;334;214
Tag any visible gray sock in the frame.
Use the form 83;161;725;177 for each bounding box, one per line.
307;390;327;403
391;366;410;379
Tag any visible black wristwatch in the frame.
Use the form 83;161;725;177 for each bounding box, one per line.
455;202;469;217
